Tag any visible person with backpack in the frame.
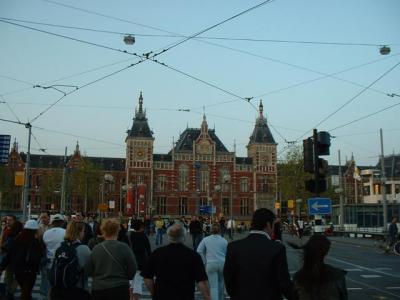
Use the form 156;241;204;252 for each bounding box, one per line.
42;214;66;299
85;218;137;300
0;219;44;300
49;221;91;300
127;220;151;300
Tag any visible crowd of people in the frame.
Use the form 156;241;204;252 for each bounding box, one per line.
0;209;358;300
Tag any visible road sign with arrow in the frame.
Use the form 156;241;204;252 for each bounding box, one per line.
307;198;332;215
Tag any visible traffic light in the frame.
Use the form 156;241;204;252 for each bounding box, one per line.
304;130;331;194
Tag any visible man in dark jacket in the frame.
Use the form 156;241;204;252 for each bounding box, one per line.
223;208;292;300
189;216;203;250
389;216;398;246
128;221;152;300
142;223;210;300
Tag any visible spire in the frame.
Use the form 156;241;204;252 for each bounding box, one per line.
75;141;80;154
259;99;264;119
248;98;276;145
12;138;18;152
127;92;153;138
138;91;143;114
201;113;208;134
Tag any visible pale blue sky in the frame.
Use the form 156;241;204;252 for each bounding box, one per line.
1;0;399;166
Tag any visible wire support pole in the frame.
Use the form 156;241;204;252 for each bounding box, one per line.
22;123;32;222
380;128;388;232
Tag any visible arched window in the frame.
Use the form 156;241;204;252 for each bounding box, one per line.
178;164;189;191
200;165;210;192
220;167;230;192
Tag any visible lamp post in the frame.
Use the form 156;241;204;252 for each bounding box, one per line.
223;174;233;238
120;184;127;216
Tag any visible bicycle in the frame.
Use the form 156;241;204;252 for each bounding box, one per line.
374;235;400;255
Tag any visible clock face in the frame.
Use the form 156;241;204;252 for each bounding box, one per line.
135;147;145;159
197;139;212;155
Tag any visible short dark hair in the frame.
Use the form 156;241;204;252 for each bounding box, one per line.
251;208;275;231
132;220;144;231
41;211;50;217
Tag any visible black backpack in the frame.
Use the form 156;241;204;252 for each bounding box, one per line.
49;241;81;289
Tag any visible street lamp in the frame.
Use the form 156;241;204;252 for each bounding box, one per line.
223;174;233;237
123;34;135;45
120;184;128;216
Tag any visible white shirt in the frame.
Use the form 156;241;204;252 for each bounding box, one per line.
197;234;228;264
43;227;66;268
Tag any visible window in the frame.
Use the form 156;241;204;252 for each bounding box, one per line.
363;186;371;196
261;176;268;193
373;184;381;195
137;175;145;184
157;175;167;191
156;197;166;215
200;197;208;207
200;165;209;192
220;168;230;192
179;165;189;191
240;177;249;192
179;197;187;215
385;184;392;195
395;184;400;195
222;198;230;215
240;198;250;215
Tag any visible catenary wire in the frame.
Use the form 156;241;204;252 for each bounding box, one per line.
37;0;398;100
329;101;400;132
2;17;396;47
295;60;400;141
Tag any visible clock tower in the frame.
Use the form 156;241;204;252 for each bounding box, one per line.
247;100;277;211
126;92;154;215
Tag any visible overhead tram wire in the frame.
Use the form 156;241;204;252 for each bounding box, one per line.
3;14;396;112
37;0;398;100
1;1;272;120
0;74;34;86
328;101;400;132
30;59;145;123
2;17;397;47
149;0;275;58
295;60;400;142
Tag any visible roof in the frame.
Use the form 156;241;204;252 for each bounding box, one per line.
248;116;276;145
236;157;253;164
376;154;400;178
328;164;373;176
20;153;126;171
174;128;229;152
127;93;153;138
153;154;172;162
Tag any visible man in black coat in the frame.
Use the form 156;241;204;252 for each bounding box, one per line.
223;208;293;300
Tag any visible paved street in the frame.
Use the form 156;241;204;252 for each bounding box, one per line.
5;232;400;299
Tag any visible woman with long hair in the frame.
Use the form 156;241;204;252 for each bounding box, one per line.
292;234;348;300
50;221;91;300
0;220;44;300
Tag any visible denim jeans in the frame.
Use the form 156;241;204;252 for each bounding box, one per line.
40;266;49;299
156;228;164;245
192;234;203;250
206;261;225;300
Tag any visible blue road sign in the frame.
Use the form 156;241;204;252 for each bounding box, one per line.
0;135;11;165
307;197;332;215
200;205;212;214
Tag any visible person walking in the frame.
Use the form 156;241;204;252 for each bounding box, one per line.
0;220;44;300
49;221;91;300
189;216;203;250
388;217;398;247
88;224;104;250
155;216;165;246
142;223;210;300
85;218;137;300
127;220;151;300
224;208;293;300
197;223;227;300
41;214;66;300
1;218;23;300
291;235;348;300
